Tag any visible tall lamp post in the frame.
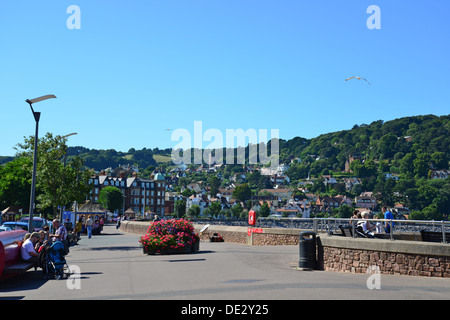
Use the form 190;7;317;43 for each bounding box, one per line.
26;94;56;232
60;132;78;221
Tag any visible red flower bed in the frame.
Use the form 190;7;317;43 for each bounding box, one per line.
139;219;199;254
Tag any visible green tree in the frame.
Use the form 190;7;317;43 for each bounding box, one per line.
208;201;222;217
286;163;309;181
63;156;93;208
364;160;377;177
208;176;220;197
334;205;353;218
350;159;365;177
259;202;271;217
99;186;124;213
231;203;243;217
417;183;438;210
430;152;448;170
377;133;398;158
232;184;252;203
247;170;261;187
421;204;441;221
187;204;200;217
399;153;415;178
374;176;396;206
0;157;32;210
174;199;186;218
181;188;194;198
310;178;326;194
413;152;430;178
15;132;93;217
409;210;426;220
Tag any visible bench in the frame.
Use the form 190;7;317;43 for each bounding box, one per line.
339;224;389;239
339;225;368;238
0;230;37;279
3;261;36;274
339;225;353;237
420;230;449;243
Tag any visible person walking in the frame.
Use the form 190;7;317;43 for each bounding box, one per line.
85;215;94;239
382;206;394;234
75;217;83;242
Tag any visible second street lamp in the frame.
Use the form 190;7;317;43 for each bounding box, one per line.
26;94;56;232
60;132;78;221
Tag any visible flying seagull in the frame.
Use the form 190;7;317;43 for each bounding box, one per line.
345;76;371;85
165;129;172;131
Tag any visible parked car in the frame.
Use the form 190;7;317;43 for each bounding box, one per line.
0;221;29;231
20;217;45;231
0;226;12;232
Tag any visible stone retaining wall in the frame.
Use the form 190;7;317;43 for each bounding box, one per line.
319;236;450;278
198;225;248;244
120;221;450;277
119;221;303;246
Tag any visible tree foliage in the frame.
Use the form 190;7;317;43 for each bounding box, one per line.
0;157;32;210
99;186;124;213
14;133;93;217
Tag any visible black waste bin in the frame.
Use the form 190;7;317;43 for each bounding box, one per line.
298;231;317;270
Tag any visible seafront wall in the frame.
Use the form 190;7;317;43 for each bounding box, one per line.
319;236;450;277
120;220;450;277
119;220;302;245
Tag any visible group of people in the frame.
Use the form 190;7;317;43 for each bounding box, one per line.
351;206;395;236
76;215;104;239
20;219;68;264
20;216;104;265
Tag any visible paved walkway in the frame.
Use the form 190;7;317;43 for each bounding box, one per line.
1;225;449;300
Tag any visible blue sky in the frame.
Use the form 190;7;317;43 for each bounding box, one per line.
0;0;449;156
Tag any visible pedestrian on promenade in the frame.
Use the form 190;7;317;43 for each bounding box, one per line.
382;206;394;234
75;217;83;241
85;215;94;239
50;219;67;242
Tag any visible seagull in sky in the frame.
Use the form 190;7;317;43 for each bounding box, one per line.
345;76;371;85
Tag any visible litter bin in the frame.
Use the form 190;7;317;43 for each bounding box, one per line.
298;231;317;270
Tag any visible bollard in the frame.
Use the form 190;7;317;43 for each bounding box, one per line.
298;231;317;270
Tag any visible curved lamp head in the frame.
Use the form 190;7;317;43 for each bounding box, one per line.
26;95;57;105
62;132;78;139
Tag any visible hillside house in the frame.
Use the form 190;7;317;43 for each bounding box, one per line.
355;192;377;210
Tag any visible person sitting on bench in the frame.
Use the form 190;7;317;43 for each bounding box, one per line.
358;211;376;236
21;232;41;263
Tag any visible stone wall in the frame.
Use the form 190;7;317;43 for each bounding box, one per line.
323;247;450;277
120;221;450;278
196;225;302;246
198;225;248;244
319;236;450;278
119;221;303;246
119;220;151;235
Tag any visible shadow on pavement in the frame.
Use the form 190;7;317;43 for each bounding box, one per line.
0;270;47;293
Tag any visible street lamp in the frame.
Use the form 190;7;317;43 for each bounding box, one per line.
26;94;56;232
60;132;78;221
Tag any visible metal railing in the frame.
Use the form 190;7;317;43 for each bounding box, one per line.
190;217;450;243
257;217;450;243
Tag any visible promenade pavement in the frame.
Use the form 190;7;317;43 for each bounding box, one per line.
1;224;449;300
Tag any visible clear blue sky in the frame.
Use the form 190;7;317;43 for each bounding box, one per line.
1;0;449;156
